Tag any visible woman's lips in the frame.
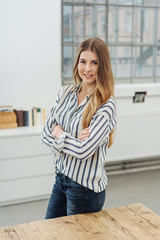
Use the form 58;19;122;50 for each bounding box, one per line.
84;74;93;79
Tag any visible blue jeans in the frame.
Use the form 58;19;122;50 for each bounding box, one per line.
45;173;105;219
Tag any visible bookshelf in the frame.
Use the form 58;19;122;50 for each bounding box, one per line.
0;126;55;206
0;106;46;130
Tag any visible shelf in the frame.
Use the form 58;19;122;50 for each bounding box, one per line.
0;126;44;138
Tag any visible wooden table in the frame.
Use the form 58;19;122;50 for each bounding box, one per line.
0;203;160;240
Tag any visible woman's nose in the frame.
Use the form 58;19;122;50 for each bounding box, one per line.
85;63;91;71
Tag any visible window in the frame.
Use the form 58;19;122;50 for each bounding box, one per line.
62;0;160;85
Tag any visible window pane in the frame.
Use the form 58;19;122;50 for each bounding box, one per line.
62;1;159;84
157;47;160;81
135;0;157;6
158;8;160;80
134;46;154;78
63;6;72;42
63;46;73;78
158;9;160;43
108;7;133;43
109;46;132;81
85;7;93;38
109;0;133;4
86;0;106;3
64;0;84;2
97;6;106;39
73;46;78;62
134;8;156;44
73;6;84;42
85;6;106;40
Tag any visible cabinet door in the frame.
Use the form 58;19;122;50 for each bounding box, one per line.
0;135;51;160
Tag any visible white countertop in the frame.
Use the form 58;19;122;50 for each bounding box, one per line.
0;126;43;138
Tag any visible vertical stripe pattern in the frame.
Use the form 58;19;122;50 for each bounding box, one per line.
41;84;117;193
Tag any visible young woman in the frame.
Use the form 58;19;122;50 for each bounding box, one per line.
41;37;117;219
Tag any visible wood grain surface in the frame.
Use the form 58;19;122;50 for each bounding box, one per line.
0;203;160;240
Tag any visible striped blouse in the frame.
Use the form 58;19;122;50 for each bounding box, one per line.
41;84;117;193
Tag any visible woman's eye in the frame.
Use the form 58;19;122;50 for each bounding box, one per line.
80;60;85;63
93;61;98;65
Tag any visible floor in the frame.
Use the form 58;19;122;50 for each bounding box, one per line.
0;169;160;227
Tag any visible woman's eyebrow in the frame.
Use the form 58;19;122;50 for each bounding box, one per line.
79;58;98;61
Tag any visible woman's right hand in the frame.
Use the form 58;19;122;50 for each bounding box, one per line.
78;128;91;141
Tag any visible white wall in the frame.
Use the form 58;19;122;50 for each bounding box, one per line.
109;83;160;161
0;0;61;110
0;0;160;161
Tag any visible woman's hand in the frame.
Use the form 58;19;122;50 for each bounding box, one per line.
52;125;64;139
78;128;91;141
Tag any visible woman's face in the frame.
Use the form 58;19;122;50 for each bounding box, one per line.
77;50;98;86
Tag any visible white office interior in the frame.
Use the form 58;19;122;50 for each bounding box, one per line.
0;0;160;227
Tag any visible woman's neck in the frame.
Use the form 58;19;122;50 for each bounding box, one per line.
78;82;96;106
80;82;96;95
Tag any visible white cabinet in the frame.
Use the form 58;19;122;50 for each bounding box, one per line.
107;109;160;162
0;127;55;206
1;107;160;206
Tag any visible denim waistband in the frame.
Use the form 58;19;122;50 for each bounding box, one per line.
55;167;70;180
55;167;62;176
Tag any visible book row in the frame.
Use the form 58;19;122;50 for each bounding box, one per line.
15;107;46;127
0;106;46;129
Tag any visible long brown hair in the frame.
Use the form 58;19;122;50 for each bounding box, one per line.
73;37;115;148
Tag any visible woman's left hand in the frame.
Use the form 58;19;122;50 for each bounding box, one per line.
52;125;64;139
78;128;91;141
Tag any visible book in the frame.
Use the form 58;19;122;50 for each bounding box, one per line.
0;122;17;129
32;107;45;126
23;110;30;126
0;111;18;129
33;107;41;126
28;108;33;126
42;108;45;125
2;107;46;128
0;105;13;112
14;110;24;127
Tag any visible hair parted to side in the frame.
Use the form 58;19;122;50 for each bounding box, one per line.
73;37;115;148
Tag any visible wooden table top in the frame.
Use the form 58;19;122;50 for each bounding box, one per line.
0;203;160;240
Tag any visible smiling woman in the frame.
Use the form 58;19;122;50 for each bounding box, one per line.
77;51;98;105
78;51;98;84
73;38;115;140
41;37;117;219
